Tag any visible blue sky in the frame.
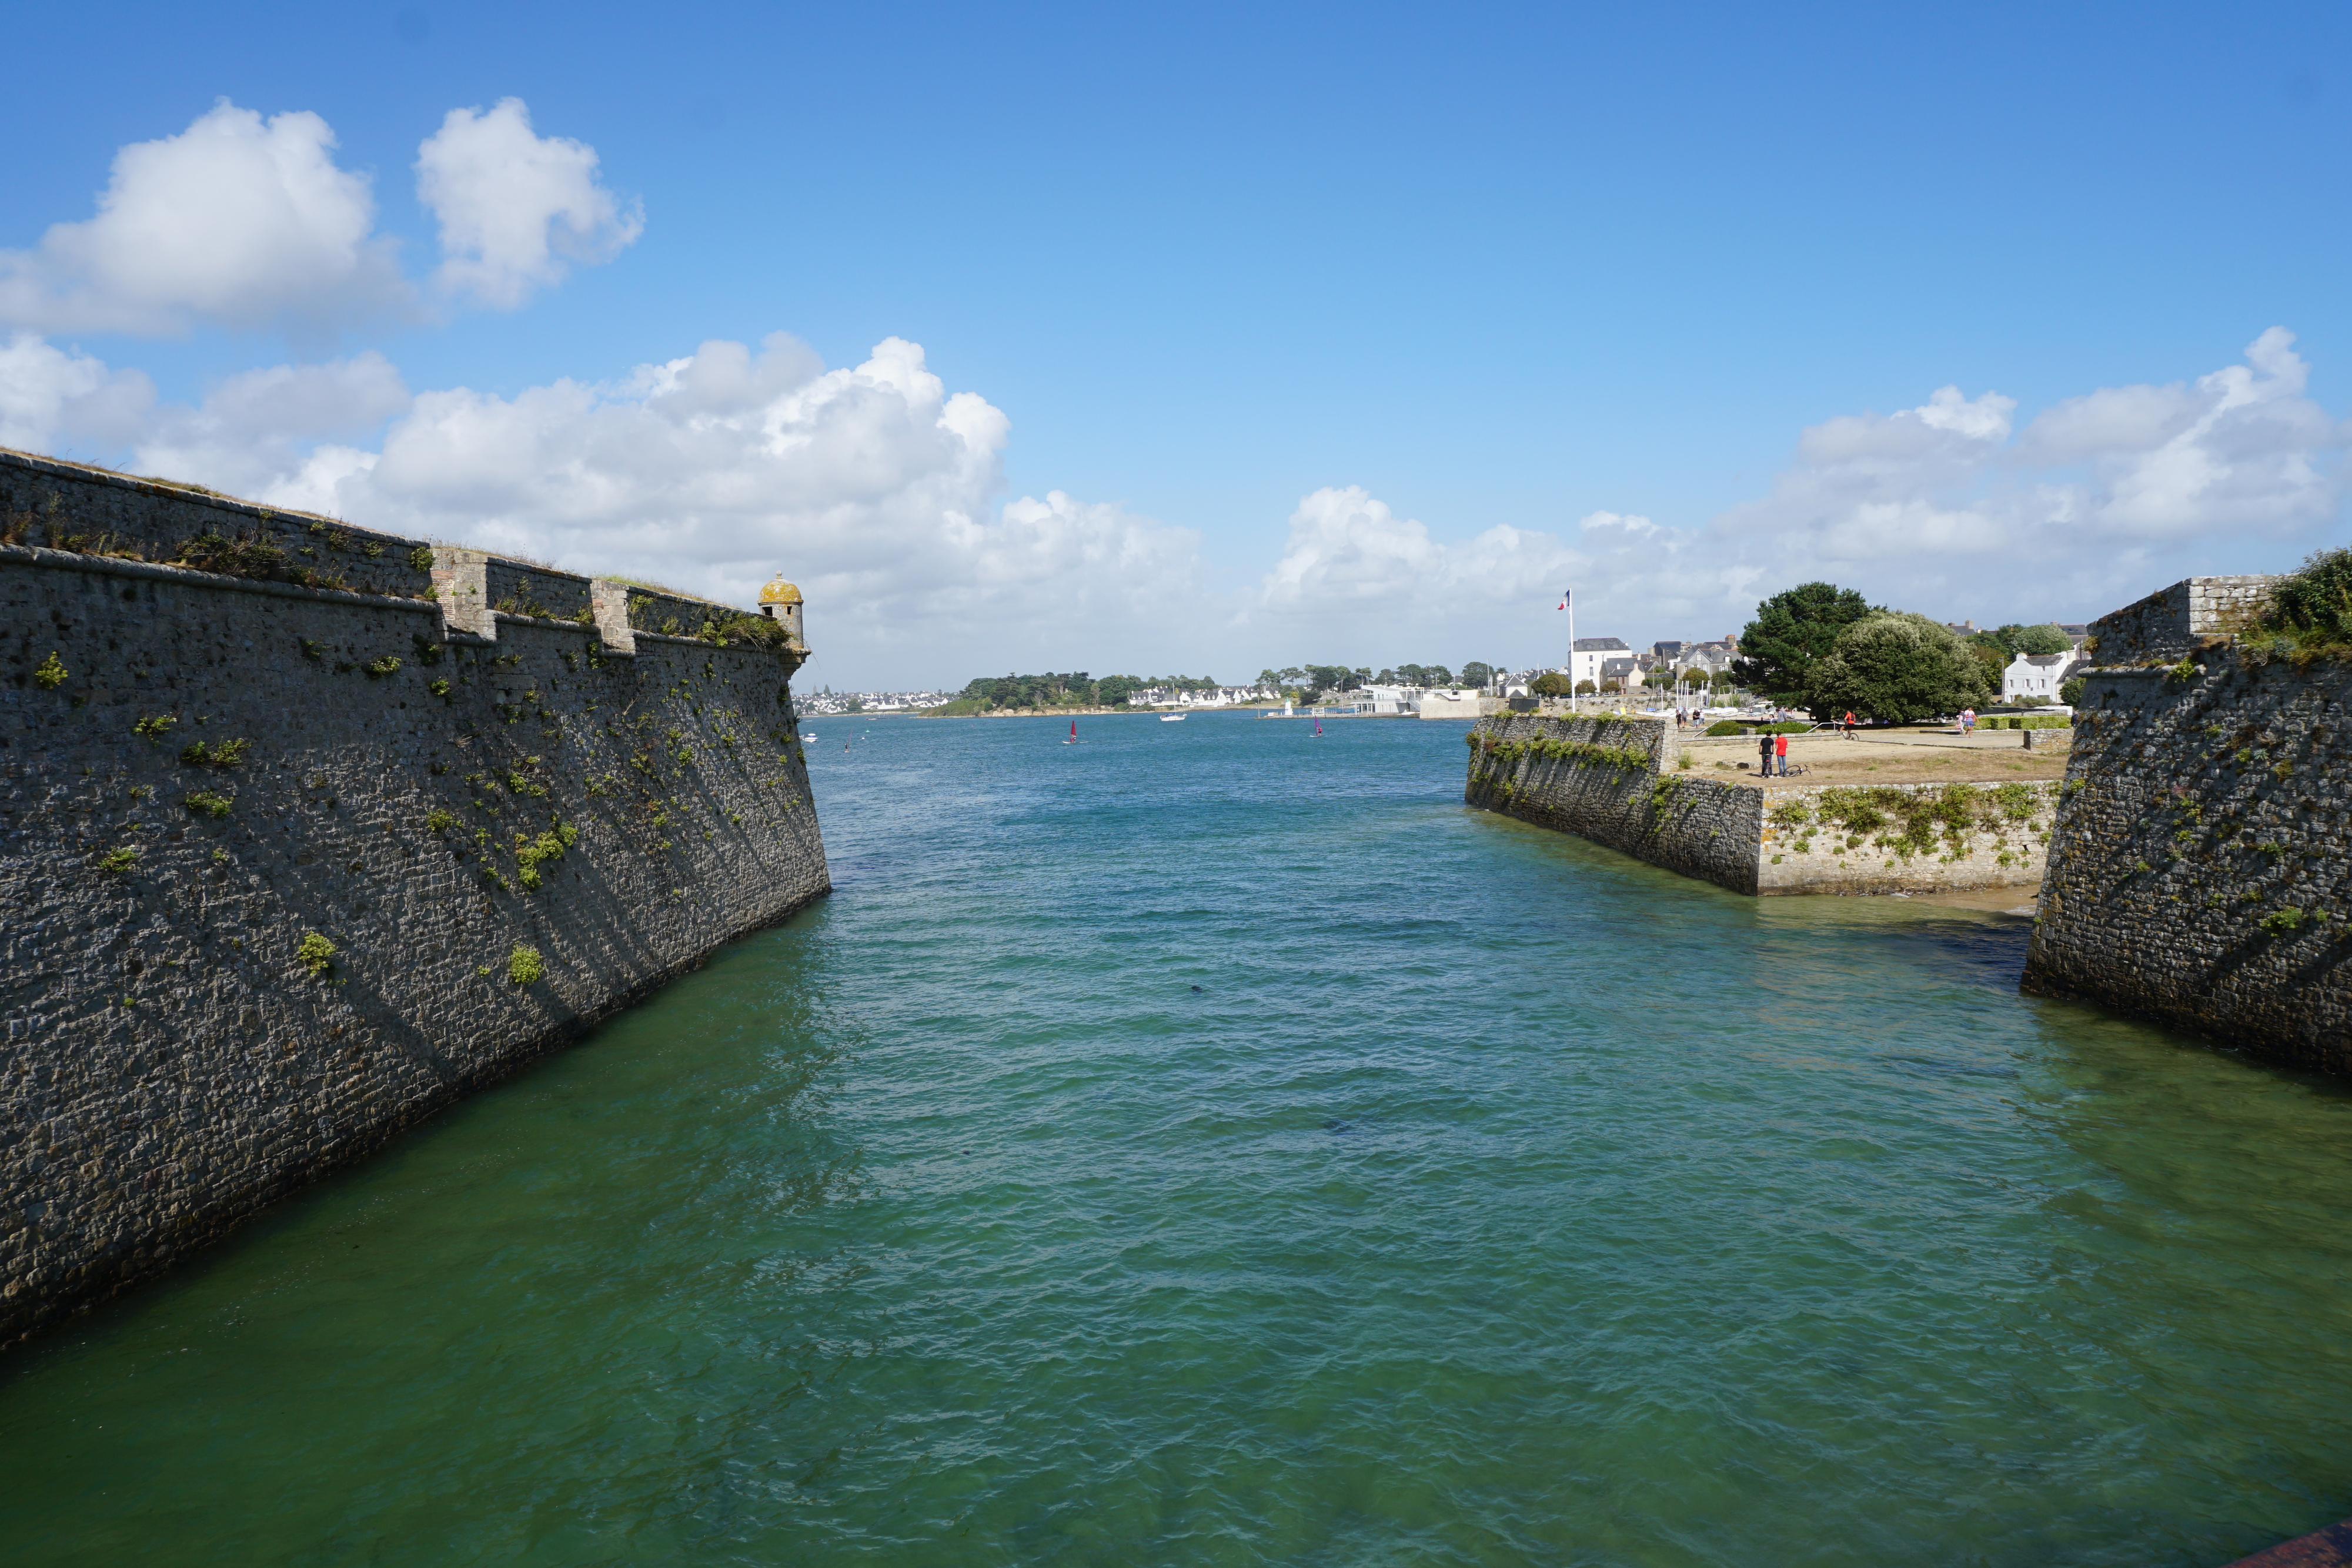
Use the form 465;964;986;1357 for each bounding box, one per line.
5;1;2350;686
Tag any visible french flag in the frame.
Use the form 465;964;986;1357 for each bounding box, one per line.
1556;588;1571;611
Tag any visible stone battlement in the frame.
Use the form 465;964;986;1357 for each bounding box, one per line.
0;446;803;659
2084;574;2282;666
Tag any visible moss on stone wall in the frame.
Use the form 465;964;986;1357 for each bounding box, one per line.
0;545;830;1353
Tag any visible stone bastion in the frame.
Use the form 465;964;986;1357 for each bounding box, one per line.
1464;712;2057;897
0;447;831;1350
2024;576;2352;1074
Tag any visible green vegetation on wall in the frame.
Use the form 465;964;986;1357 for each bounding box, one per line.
1775;783;2047;863
2245;547;2352;661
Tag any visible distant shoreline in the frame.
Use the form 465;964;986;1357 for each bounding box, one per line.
911;704;1284;718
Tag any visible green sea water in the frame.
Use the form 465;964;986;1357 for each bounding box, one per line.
5;713;2351;1566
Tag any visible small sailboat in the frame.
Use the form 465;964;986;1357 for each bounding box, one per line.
1311;720;1324;737
1064;718;1077;745
1160;713;1185;722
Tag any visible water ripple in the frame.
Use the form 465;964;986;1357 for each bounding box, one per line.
4;714;2351;1566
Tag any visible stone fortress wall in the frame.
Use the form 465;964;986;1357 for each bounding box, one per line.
1465;714;2054;897
1;448;830;1350
2024;577;2352;1073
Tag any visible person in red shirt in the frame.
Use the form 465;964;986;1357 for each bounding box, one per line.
1773;730;1790;775
1842;709;1856;738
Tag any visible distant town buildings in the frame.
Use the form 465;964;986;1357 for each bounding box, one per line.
1121;684;1269;708
1632;637;1738;680
794;689;958;716
810;611;2091;721
1683;638;1739;676
2002;649;2089;704
1568;637;1631;690
794;683;1286;717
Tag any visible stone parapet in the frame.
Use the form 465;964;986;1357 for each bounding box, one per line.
2088;575;2282;665
0;447;789;671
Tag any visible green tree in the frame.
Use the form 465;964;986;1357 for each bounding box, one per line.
1807;613;1990;724
961;671;1094;710
1708;669;1738;691
1992;622;2073;656
1098;675;1141;707
1733;583;1876;703
1530;671;1572;696
1575;678;1596;696
1676;666;1707;688
1963;632;2012;693
2059;676;2086;706
1459;661;1496;688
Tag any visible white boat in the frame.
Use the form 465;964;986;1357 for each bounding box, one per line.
1160;714;1185;722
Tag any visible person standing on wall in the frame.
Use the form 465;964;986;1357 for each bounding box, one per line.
1774;730;1790;776
1758;731;1773;774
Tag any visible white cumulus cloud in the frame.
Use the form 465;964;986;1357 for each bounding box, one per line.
128;353;412;503
1706;329;2348;625
2014;326;2337;540
1251;489;1760;666
0;98;638;337
0;102;409;336
0;334;156;452
417;99;644;309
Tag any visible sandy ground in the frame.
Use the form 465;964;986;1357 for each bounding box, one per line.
1669;727;2071;788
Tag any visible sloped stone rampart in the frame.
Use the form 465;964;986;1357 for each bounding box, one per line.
1;464;828;1351
1464;714;1763;891
2024;637;2352;1072
1465;715;2052;896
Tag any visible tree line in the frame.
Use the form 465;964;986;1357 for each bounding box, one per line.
952;663;1504;711
955;673;1225;710
1728;583;2080;723
1255;663;1496;703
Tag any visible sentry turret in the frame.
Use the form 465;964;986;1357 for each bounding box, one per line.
759;575;805;649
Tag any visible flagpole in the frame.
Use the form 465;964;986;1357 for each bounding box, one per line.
1567;589;1575;714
